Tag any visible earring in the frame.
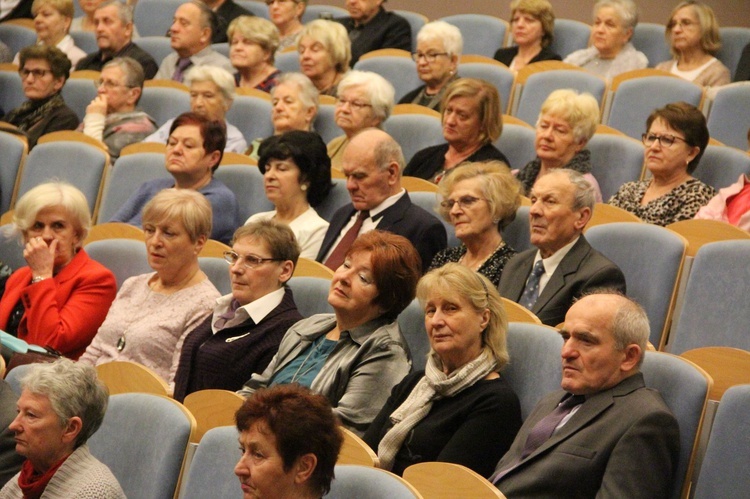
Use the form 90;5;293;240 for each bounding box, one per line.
301;184;308;191
492;218;500;224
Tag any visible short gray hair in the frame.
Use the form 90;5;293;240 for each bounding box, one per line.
372;130;405;174
21;359;109;448
103;56;145;90
185;65;236;105
96;0;133;24
538;89;599;143
13;181;91;245
594;0;638;31
337;70;395;126
273;72;319;113
417;21;463;57
544;169;596;212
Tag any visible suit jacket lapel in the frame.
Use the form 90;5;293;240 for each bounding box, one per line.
316;205;357;260
532;237;591;314
505;251;536;301
374;192;410;229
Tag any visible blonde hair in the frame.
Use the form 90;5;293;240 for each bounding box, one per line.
417;263;509;368
32;0;74;18
228;16;281;64
666;1;721;56
141;189;212;243
437;161;521;229
538;89;599;143
13;181;91;245
510;0;556;48
441;78;503;145
298;19;351;74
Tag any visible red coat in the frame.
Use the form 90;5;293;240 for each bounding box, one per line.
0;249;117;359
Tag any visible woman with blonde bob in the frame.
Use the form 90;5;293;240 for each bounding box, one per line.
404;78;510;183
399;21;462;111
228;16;282;92
327;70;395;169
494;0;561;71
430;161;522;287
364;263;522;478
297;19;351;96
17;0;86;65
80;189;220;390
655;1;730;87
0;182;116;359
516;89;603;201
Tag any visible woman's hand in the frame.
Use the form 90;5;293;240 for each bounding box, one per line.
24;237;56;280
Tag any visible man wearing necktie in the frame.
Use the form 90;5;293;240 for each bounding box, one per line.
498;169;626;326
492;292;679;498
316;128;446;273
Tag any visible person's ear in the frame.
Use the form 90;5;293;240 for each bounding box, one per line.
278;260;294;284
61;416;83;445
194;234;207;255
293;453;317;485
574;206;592;230
620;344;642;373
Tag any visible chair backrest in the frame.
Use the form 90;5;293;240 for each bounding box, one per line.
585;202;642;229
84;238;151;289
692;144;750;191
315;178;352;222
513;70;607;127
199;239;231;258
287;276;334;317
141;80;191;127
640;352;711;499
0;22;37;54
4;363;34;395
393;10;428;52
235;0;269;19
275;49;300;73
631;22;671;68
327;465;422;499
0;355;5;379
603;71;703;139
133;0;183;36
680;347;750;402
440;14;508;58
84;222;145;246
495;121;536;171
384;113;444;164
459;61;514;115
403;462;504;499
339;427;379;467
401;176;438;193
503;322;563;420
15;140;108;217
502;297;542;324
226;95;274;146
88;393;196;499
0;223;26;272
293;258;335;279
706;83;750;151
353;55;421;103
183;389;244;443
396;298;428;372
0;131;27;214
95;360;169;396
214;163;272;223
586;133;645;201
0;68;24;118
666;219;750;257
586;222;687;348
135;36;175;66
70;30;98;54
672;240;750;354
692;384;750;499
199;256;231;295
315;103;344;144
501;205;531;253
548;18;591;59
98;152;170;223
407;191;457;248
181;426;243;499
61;74;99;121
301;3;348;24
716;27;750;80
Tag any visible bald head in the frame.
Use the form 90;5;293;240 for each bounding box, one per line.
342;128;403;211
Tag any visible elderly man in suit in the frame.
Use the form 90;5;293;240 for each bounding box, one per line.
0;380;24;488
316;128;446;273
492;292;680;498
498;169;625;326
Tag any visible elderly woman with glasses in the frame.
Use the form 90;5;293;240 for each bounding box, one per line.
266;0;306;53
494;0;561;72
399;21;462;112
327;70;395;170
655;1;730;88
173;220;303;402
609;102;715;225
429;161;522;287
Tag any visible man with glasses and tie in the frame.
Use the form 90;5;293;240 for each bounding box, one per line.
78;57;156;159
315;128;446;273
491;292;679;499
498;169;625;326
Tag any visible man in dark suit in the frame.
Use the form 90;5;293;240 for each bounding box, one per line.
201;0;253;43
0;380;24;488
498;169;625;326
316;128;446;272
337;0;411;66
492;293;680;498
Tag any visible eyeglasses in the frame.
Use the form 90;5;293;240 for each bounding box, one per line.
411;52;449;63
335;97;372;110
440;195;486;210
223;251;283;269
667;19;696;30
265;0;296;5
94;79;133;90
19;68;52;79
642;133;689;148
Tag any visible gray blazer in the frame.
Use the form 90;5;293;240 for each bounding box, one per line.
494;373;680;499
498;236;626;326
238;314;411;435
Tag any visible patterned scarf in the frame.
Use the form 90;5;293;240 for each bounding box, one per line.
5;93;66;133
377;348;498;471
516;149;593;195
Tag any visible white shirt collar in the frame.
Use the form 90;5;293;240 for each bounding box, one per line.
212;287;285;333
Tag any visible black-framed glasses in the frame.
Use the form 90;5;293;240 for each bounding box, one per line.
19;68;52;79
223;251;283;268
411;51;449;63
440;195;486;210
642;133;688;148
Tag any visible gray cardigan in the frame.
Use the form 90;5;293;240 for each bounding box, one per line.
238;314;411;434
